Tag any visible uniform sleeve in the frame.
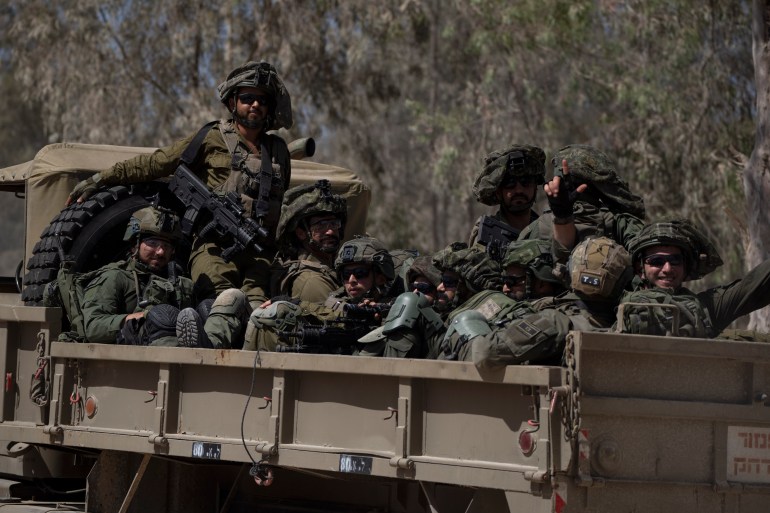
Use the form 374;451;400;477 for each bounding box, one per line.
100;135;193;184
467;217;482;246
82;270;138;343
469;309;573;366
697;259;770;334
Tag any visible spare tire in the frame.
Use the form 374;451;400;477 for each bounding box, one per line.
21;183;182;305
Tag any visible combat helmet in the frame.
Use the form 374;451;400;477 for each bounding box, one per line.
551;144;646;219
502;239;562;298
334;236;395;288
568;236;632;300
626;219;723;282
432;242;503;296
473;144;546;207
216;61;292;130
276;180;347;247
123;206;183;243
406;255;442;290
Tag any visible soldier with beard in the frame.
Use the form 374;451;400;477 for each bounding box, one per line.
67;61;293;308
468;144;546;248
271;180;347;303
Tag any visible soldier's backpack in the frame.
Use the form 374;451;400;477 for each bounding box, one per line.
43;262;114;342
616;288;714;338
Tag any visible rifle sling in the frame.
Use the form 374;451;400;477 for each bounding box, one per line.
179;120;218;166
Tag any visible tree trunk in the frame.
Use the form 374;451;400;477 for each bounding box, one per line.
746;0;770;331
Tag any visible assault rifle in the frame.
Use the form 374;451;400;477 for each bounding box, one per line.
342;302;393;322
476;215;519;262
277;320;375;354
169;164;269;262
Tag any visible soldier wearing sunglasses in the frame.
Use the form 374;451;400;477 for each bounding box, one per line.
619;220;770;339
67;61;293;308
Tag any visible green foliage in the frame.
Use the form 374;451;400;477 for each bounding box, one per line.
0;0;758;288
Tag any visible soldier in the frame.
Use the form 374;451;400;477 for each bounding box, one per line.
405;255;442;305
618;219;770;338
245;236;397;352
468;144;546;250
67;61;293;307
448;237;632;368
521;144;646;267
81;207;195;345
357;242;502;358
271;179;347;303
500;239;565;305
435;239;564;360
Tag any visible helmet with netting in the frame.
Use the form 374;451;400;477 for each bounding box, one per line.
473;144;546;206
502;239;562;286
276;180;347;246
216;61;292;130
123;206;183;243
551;144;646;219
568;236;632;300
406;255;442;289
626;219;722;281
432;242;502;295
334;236;395;285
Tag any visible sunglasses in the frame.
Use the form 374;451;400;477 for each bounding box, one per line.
309;219;342;233
411;282;436;295
142;237;173;251
502;274;527;288
500;176;534;188
440;274;460;289
237;93;271;106
643;254;684;268
342;267;371;280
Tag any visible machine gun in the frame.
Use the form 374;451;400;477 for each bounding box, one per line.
168;164;269;262
342;302;392;323
476;215;519;262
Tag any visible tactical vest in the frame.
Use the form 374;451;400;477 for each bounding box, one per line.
618;288;714;338
217;122;286;234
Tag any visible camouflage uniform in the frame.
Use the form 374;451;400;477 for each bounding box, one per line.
81;208;194;344
69;62;293;306
468;144;546;246
271;180;347;303
463;237;632;368
519;145;645;264
618;220;770;338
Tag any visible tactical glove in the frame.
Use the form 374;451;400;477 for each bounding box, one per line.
547;172;579;219
66;174;103;205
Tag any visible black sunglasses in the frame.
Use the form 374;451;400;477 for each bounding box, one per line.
342;267;371;280
502;274;527;288
411;282;436;295
643;254;684;268
500;176;534;188
440;274;460;288
237;93;271;106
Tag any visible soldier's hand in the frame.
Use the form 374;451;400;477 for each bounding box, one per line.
544;160;588;219
66;174;102;206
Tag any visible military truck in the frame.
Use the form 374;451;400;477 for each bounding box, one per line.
0;143;767;512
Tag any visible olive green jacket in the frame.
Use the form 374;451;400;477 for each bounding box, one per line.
82;259;194;344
